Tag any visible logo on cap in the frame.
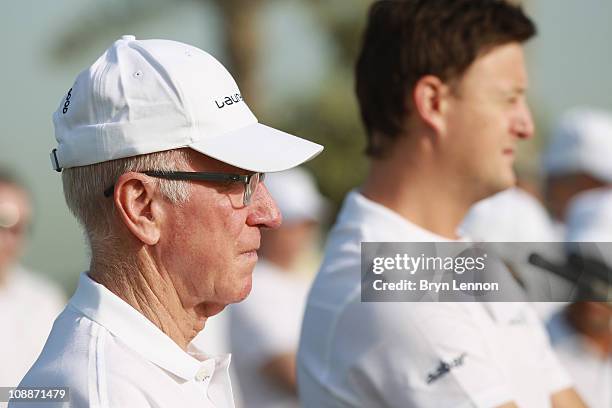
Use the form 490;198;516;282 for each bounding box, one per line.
214;93;243;109
62;88;73;114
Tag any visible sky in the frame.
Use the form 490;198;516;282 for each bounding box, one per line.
1;0;611;292
526;0;612;119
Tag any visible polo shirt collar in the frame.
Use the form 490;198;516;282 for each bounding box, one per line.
68;272;228;382
340;190;458;242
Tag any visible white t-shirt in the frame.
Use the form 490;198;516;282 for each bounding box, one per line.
12;273;235;408
0;265;65;389
229;259;310;408
547;310;612;408
297;191;572;408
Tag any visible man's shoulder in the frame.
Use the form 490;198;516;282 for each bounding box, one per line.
18;307;92;390
16;364;152;408
17;346;89;408
18;308;157;408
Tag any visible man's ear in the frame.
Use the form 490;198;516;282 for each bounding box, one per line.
412;75;450;136
112;172;162;245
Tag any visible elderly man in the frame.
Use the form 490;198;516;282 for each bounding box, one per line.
298;1;586;407
13;36;322;408
0;170;65;394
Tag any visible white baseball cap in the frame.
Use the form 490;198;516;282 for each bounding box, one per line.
542;107;612;182
50;35;323;172
263;167;329;224
565;188;612;243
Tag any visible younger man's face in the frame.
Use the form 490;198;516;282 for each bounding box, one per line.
441;42;534;199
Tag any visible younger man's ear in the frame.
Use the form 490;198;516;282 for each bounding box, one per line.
112;172;162;245
412;75;450;136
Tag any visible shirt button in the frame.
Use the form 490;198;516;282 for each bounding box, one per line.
195;365;213;382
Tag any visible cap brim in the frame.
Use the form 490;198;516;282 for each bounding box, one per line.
189;123;323;172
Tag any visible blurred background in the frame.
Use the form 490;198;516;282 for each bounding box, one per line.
1;0;612;292
0;0;612;408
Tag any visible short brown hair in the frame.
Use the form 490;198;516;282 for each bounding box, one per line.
355;0;536;157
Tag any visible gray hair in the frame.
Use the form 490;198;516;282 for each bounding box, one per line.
62;149;191;256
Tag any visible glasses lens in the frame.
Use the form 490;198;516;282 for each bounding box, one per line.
244;173;264;206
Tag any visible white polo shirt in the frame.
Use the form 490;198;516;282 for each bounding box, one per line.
229;259;310;408
297;191;571;408
12;273;234;408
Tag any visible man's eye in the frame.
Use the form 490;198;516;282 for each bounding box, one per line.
221;181;238;189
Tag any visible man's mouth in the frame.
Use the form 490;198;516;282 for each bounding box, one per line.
240;248;259;261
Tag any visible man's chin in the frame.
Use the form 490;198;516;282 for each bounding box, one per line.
234;276;253;303
198;302;226;318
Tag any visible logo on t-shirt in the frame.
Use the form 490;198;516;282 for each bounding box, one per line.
426;353;467;384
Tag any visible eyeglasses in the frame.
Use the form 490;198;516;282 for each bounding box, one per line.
103;171;266;206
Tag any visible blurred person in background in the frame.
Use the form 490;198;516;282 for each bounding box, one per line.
461;188;570;320
0;169;65;392
13;36;322;408
298;1;587;407
229;166;328;408
546;188;612;408
462;187;557;243
542;108;612;237
463;107;612;320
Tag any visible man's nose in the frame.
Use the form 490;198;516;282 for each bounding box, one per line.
513;102;535;140
246;183;282;229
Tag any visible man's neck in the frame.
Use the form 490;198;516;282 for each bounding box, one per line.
362;156;475;240
89;253;205;351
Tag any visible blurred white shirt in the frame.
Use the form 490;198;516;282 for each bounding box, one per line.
13;273;234;408
547;309;612;408
229;259;309;408
462;187;559;242
0;265;64;388
462;187;569;320
298;190;572;408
